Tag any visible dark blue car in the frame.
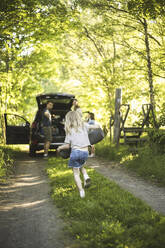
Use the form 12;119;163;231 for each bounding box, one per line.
4;93;75;156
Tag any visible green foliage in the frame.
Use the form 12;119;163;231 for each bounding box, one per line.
127;0;165;19
0;145;15;181
95;137;130;162
0;0;70;121
124;145;165;186
47;157;165;248
95;135;165;186
147;128;165;154
0;0;165;134
158;103;165;127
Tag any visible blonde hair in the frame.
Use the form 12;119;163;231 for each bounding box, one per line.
65;111;84;135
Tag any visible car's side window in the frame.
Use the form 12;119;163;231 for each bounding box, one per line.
7;115;27;127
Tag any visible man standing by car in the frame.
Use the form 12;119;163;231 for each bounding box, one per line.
42;101;53;157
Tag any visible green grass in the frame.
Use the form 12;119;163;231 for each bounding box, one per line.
95;137;130;162
0;145;21;182
47;157;165;248
95;137;165;187
123;146;165;186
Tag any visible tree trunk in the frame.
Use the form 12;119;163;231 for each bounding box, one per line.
142;18;158;126
0;52;10;144
113;88;122;146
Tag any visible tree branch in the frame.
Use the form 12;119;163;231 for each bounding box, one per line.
83;26;105;58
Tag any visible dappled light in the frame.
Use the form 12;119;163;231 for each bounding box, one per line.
47;156;165;248
0;1;165;247
0;170;49;211
0;153;72;248
49;168;73;178
0;199;47;211
0;0;164;130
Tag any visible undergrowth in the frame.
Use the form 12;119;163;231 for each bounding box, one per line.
95;137;130;162
123;146;165;186
0;145;20;182
47;157;165;248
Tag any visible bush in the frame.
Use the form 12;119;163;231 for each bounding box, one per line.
147;128;165;154
158;103;165;127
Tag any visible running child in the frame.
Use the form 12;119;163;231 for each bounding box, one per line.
57;111;100;198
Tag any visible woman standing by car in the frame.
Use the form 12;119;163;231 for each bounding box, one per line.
87;112;96;157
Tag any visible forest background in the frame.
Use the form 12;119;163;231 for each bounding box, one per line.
0;0;165;137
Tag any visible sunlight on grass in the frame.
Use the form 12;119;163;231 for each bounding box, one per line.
96;137;165;187
55;186;74;196
47;157;165;248
95;137;130;162
48;167;72;179
120;153;137;163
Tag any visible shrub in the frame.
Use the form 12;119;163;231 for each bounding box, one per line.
147;128;165;154
158;103;165;127
0;146;14;181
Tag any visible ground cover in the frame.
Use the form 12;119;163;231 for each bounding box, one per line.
47;157;165;248
96;138;165;187
123;146;165;187
0;145;21;182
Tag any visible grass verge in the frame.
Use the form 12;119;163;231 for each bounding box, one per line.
95;137;165;187
123;146;165;187
95;137;130;162
47;157;165;248
0;145;21;182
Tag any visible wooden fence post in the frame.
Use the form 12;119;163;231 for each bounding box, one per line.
113;88;122;146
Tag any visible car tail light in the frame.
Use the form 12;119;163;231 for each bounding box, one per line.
32;140;38;145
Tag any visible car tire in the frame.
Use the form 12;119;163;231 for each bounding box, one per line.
29;145;36;157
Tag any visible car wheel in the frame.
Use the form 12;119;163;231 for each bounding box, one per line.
29;145;36;157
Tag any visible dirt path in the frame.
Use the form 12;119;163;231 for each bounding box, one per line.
1;151;165;248
0;152;72;248
87;157;165;216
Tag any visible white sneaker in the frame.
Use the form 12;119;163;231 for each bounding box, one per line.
84;178;91;188
43;153;48;157
79;189;85;198
89;154;95;158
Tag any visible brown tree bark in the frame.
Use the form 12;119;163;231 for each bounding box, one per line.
143;18;155;107
113;88;122;146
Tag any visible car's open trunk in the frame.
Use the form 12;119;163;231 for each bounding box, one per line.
35;93;75;143
34;114;66;143
29;93;75;153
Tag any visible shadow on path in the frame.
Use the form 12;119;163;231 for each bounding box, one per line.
0;150;72;248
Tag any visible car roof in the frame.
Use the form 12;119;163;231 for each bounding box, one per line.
36;93;75;99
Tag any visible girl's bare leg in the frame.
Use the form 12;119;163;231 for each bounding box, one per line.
81;167;91;188
81;167;89;180
73;168;85;198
